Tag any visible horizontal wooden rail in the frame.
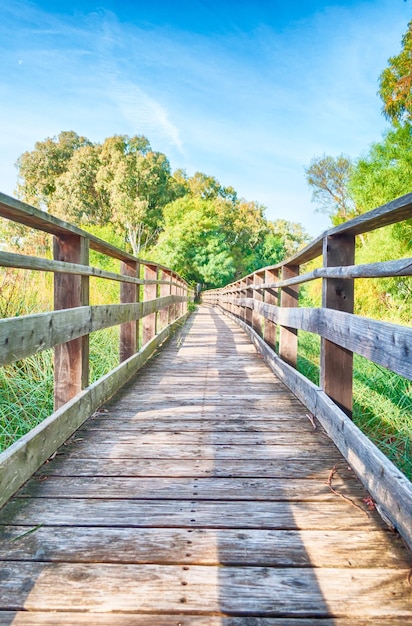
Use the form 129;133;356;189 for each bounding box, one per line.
0;296;187;366
219;299;412;380
0;250;185;287
223;257;412;291
203;193;412;552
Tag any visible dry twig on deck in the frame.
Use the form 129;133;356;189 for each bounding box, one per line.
326;462;369;518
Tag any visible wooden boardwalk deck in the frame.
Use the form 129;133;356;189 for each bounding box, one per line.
0;305;411;624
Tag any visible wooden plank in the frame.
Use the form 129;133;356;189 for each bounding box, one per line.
0;314;189;509
0;562;410;615
246;301;412;380
265;257;412;288
158;269;171;331
262;191;412;267
0;616;406;626
0;191;179;269
253;271;264;336
1;526;410;568
221;307;412;552
0;498;385;530
264;268;278;351
52;443;340;461
81;418;314;432
59;430;334;446
320;233;355;417
18;476;366;502
0;250;145;284
35;457;347;479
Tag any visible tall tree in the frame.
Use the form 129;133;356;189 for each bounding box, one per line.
95;135;174;255
379;19;412;125
305;154;358;224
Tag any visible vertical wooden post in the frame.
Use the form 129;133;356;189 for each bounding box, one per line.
143;263;158;345
53;234;89;409
264;268;278;352
178;277;184;318
159;269;171;331
320;234;355;417
170;273;177;321
245;276;253;327
253;271;264;337
183;281;188;314
235;281;241;319
279;264;299;368
120;260;138;362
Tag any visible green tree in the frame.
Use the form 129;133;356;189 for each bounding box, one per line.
16;131;92;209
51;144;111;225
347;125;412;320
305;154;358;224
150;193;308;287
95;135;174;255
15;132;175;256
379;20;412;125
151;196;235;286
349;124;412;211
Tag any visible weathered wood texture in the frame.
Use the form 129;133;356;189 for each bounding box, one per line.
0;296;186;366
0;313;189;509
218;306;412;553
0;306;410;623
53;234;90;409
320;233;355;416
119;259;139;361
215;299;412;380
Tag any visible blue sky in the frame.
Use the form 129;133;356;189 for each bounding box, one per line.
0;0;411;236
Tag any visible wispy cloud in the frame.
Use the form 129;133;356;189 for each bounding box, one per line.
0;0;410;234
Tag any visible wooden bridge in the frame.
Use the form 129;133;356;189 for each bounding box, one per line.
0;191;411;623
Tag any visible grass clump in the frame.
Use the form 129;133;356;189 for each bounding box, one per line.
0;351;54;452
297;332;412;480
0;328;120;453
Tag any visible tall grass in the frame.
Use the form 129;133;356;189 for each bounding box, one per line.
298;330;412;480
0;328;120;453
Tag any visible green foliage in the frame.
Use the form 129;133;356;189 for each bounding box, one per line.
15;132;175;256
16;130;92;209
150;195;307;287
0;328;120;453
379;20;412;125
349;125;412;211
347;125;412;321
0;351;54;452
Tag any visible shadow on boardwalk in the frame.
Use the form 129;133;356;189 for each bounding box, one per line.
0;306;411;623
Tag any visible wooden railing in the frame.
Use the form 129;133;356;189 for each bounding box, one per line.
203;192;412;551
0;192;192;507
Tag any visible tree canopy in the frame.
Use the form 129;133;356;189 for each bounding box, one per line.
11;130;308;288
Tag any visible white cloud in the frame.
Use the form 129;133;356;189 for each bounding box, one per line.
106;79;184;154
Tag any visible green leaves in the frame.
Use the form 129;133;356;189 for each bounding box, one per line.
379;20;412;125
